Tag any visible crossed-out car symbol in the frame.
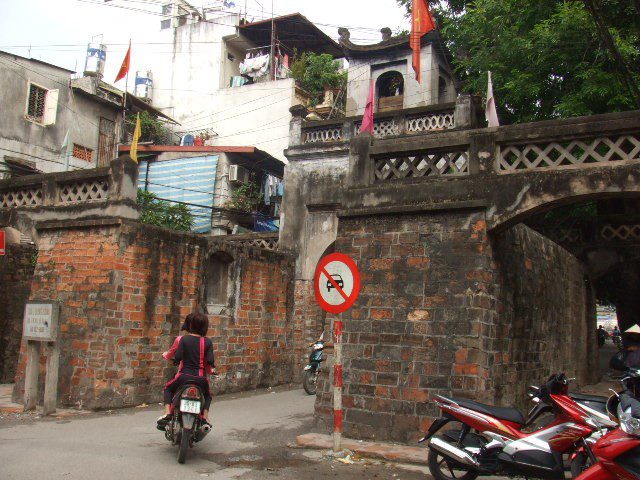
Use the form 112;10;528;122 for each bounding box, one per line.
326;274;344;291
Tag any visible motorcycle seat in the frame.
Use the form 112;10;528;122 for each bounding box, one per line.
453;398;525;425
570;393;607;403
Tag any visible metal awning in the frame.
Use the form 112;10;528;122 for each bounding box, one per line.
239;13;343;58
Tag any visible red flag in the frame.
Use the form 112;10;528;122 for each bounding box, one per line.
115;41;131;83
411;0;436;83
360;80;375;135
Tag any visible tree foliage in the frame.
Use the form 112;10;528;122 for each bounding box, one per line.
225;181;262;213
396;0;639;123
136;189;194;231
127;111;174;144
290;52;347;106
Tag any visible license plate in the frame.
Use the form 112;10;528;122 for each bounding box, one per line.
180;399;201;414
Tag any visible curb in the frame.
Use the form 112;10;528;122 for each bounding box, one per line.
294;433;428;466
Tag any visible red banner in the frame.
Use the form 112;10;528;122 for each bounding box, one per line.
0;230;5;256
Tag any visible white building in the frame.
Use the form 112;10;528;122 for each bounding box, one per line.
140;3;343;161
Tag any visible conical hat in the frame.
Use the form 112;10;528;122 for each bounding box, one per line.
625;324;640;334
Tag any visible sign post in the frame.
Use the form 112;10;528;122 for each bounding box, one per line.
22;301;60;414
314;253;361;453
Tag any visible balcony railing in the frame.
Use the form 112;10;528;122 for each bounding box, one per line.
297;103;458;146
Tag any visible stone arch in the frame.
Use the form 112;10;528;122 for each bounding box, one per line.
485;164;640;232
376;70;404;112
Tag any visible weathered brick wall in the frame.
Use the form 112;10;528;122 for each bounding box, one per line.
316;211;497;442
492;224;597;409
12;220;295;409
0;243;36;383
207;249;295;393
314;214;595;443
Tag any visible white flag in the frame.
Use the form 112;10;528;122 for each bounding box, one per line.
485;71;500;127
60;130;70;157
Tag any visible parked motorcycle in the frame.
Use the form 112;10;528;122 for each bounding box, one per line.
303;338;324;395
571;367;640;478
420;373;603;480
163;383;212;464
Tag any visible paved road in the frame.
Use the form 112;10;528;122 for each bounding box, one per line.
0;387;426;480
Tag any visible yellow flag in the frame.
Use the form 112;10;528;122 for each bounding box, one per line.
130;113;141;163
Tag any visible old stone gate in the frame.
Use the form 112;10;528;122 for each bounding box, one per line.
282;103;640;442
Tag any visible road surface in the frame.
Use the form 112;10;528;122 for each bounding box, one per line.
0;387;426;479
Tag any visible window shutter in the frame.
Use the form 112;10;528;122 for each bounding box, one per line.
43;89;59;125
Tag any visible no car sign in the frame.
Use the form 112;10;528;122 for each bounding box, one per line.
313;253;361;314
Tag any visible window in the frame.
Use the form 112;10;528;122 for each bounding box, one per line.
72;144;93;162
26;84;47;123
25;83;58;125
205;252;233;306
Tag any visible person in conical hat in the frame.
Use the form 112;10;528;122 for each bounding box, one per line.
622;324;640;368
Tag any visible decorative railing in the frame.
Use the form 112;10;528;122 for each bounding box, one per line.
0;158;138;212
300;104;457;145
58;178;110;204
497;133;640;173
0;187;43;208
373;148;469;183
221;232;279;251
601;224;640;242
304;125;343;144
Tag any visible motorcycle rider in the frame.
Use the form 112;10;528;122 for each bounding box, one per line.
597;325;607;347
157;312;215;429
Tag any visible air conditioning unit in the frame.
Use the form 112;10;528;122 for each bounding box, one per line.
229;164;250;184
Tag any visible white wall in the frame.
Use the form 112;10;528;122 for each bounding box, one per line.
141;14;295;161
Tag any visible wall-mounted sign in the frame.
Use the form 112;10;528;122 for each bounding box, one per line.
23;302;59;342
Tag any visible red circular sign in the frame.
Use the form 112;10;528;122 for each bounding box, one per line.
314;253;361;314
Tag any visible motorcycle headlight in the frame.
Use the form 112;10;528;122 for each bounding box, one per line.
619;412;640;437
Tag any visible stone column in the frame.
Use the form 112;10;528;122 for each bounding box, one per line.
288;105;308;147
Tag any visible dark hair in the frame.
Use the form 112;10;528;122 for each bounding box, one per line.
185;312;208;337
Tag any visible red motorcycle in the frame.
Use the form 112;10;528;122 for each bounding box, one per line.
573;367;640;480
420;373;602;480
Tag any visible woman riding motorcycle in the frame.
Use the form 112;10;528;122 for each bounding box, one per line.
157;312;215;429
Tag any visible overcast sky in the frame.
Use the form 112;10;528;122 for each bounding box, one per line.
0;0;408;86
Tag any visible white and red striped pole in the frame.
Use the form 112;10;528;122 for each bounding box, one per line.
333;313;343;452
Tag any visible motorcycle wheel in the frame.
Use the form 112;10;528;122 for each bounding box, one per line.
177;427;191;464
570;452;589;478
428;447;478;480
303;370;318;395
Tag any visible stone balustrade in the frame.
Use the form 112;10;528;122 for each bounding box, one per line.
296;103;458;147
344;110;640;187
218;232;279;251
0;157;140;239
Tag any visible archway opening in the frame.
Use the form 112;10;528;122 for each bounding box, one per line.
495;196;640;406
376;71;404;113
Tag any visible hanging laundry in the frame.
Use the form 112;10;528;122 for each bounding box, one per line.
239;54;270;78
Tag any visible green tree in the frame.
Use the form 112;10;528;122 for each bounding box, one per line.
225;182;262;213
127;111;174;144
136;189;194;231
290;52;347;106
395;0;639;123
